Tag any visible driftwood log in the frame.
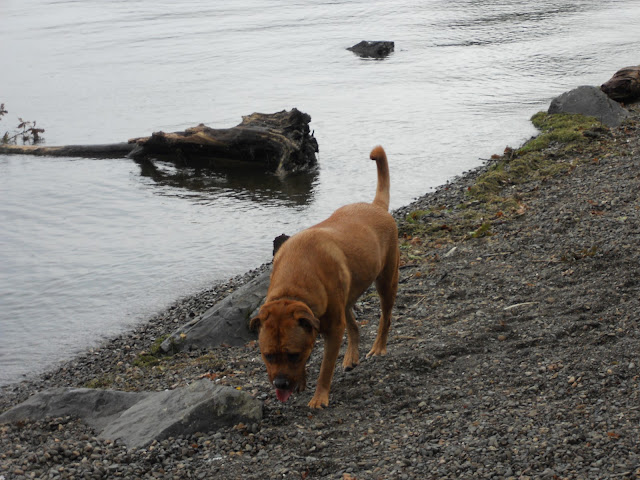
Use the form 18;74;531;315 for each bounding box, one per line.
0;109;318;175
129;108;318;175
0;143;135;158
601;66;640;103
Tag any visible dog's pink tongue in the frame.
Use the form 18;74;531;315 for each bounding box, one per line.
276;389;293;403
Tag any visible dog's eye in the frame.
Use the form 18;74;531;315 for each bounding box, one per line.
264;354;277;364
287;353;301;363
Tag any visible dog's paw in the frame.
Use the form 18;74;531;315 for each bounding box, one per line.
308;392;329;409
343;362;358;372
342;352;359;371
366;345;387;358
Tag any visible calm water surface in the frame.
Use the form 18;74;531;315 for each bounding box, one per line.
1;0;639;385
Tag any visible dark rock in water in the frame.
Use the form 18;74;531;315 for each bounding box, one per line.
129;108;319;175
347;40;395;59
160;269;271;353
548;85;629;128
0;379;262;448
601;65;640;104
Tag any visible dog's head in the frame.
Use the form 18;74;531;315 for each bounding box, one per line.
250;299;320;403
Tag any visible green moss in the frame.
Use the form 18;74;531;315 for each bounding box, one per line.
84;376;114;389
469;112;606;203
467;222;493;239
468;163;510;202
406;206;448;224
406;209;430;224
133;354;160;368
149;334;169;355
519;112;602;154
132;334;181;369
399;111;613;259
195;353;225;370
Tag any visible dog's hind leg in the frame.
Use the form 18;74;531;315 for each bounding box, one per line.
367;252;399;358
342;307;360;371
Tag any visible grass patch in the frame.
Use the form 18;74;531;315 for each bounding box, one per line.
399;111;609;253
520;112;602;154
133;354;161;368
149;334;170;355
469;112;606;203
133;334;181;368
195;353;225;371
84;376;114;389
467;222;493;239
406;209;430;224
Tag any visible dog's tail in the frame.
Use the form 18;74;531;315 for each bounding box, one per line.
370;145;390;210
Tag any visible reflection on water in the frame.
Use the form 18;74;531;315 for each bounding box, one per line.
135;159;317;206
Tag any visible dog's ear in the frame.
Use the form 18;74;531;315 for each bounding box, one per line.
249;315;262;332
297;311;320;334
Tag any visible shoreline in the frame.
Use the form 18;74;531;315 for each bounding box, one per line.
0;123;503;401
2;103;639;479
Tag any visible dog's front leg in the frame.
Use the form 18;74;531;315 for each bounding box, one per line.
308;321;345;408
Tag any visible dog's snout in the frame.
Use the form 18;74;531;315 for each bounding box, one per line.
273;375;291;390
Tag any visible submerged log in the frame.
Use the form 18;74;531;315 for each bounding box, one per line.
0;142;135;158
601;66;640;103
129;108;318;175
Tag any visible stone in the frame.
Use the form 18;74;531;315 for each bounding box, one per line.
0;388;149;431
548;85;629;128
160;269;271;353
347;41;395;59
0;379;262;448
100;380;262;448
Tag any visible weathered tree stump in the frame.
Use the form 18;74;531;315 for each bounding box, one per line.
0;109;318;175
601;66;640;103
129;109;318;175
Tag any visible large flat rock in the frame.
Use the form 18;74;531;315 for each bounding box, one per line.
0;379;262;448
100;380;262;448
0;387;150;432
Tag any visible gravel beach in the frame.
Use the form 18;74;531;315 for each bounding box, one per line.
1;104;639;480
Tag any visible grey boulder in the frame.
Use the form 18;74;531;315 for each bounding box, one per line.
0;379;262;448
0;387;150;432
160;269;271;353
548;85;629;127
101;380;262;448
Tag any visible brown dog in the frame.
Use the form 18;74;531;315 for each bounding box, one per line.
250;146;399;408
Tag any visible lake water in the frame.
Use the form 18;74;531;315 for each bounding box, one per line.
1;0;639;386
